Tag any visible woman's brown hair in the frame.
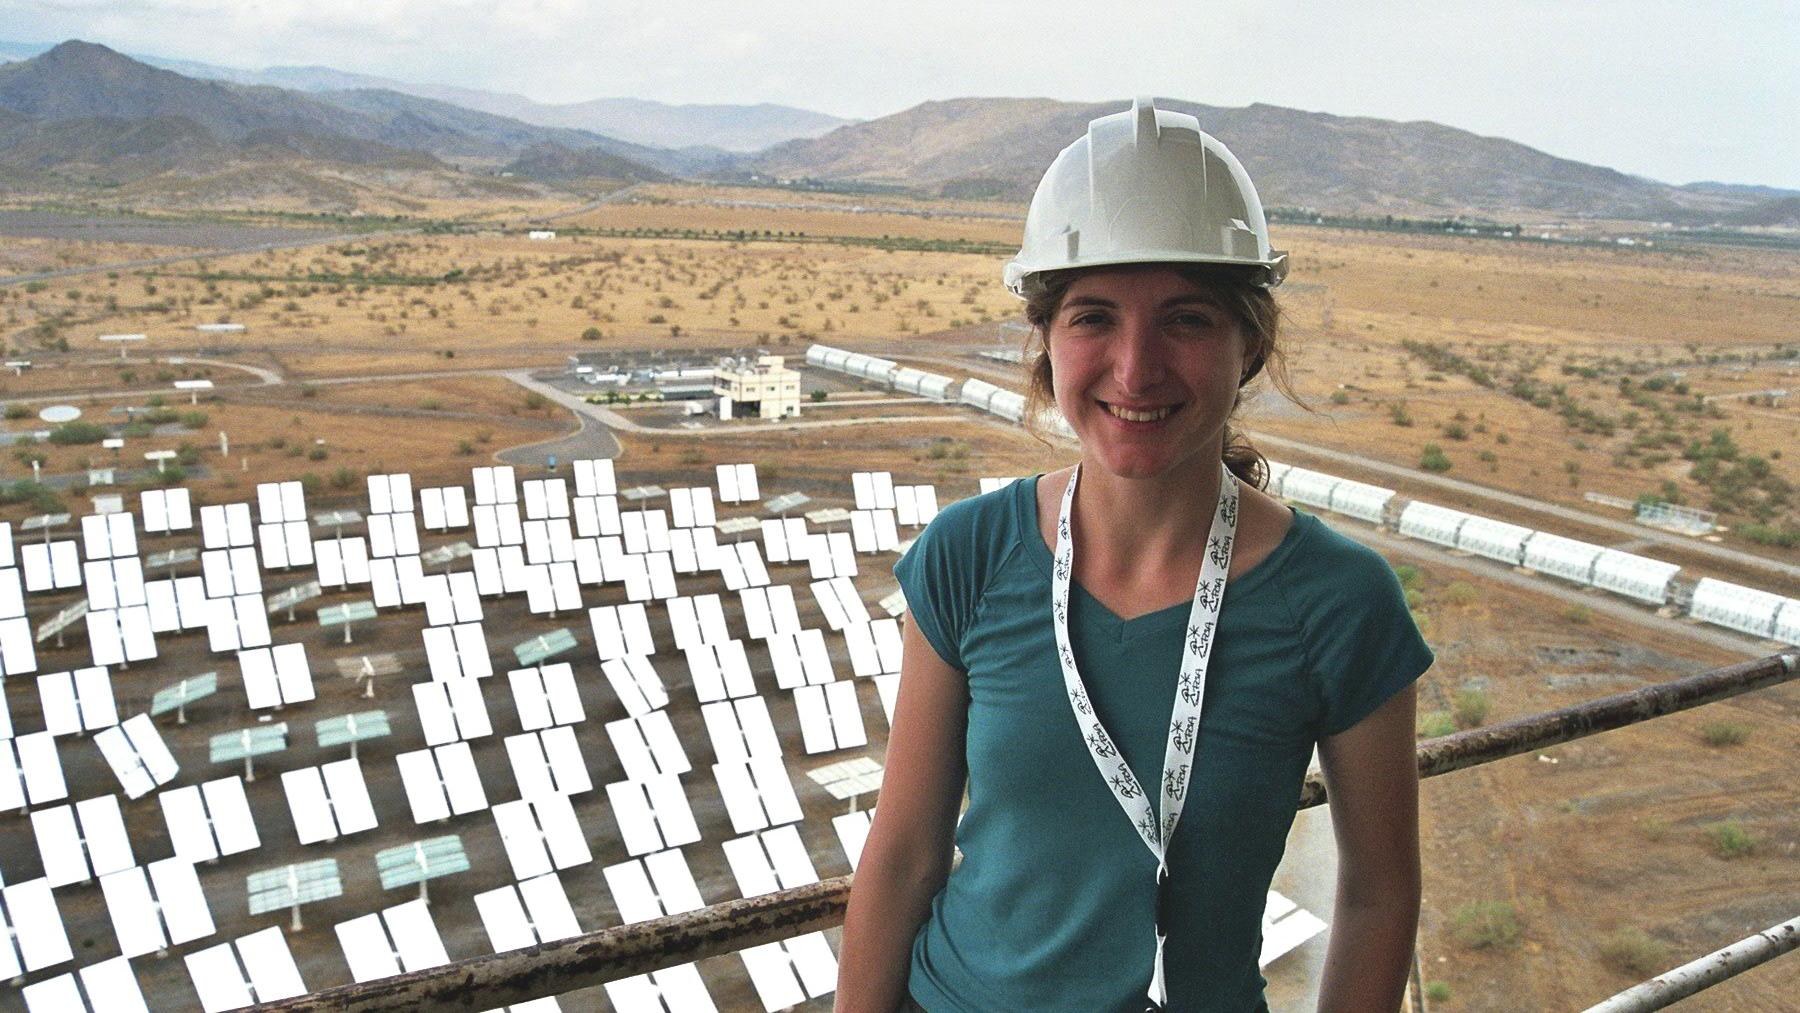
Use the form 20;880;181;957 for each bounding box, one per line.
1019;263;1295;488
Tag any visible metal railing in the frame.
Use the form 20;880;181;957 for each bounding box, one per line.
261;651;1797;1012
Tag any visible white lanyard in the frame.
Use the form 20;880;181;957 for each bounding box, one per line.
1051;461;1238;1010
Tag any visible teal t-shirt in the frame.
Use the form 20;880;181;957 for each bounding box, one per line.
892;475;1434;1012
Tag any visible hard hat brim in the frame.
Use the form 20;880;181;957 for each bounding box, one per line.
1004;249;1289;299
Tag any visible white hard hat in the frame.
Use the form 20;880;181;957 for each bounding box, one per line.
1004;96;1288;298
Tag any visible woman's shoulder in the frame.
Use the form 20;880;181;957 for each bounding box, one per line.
918;475;1036;545
1270;507;1408;600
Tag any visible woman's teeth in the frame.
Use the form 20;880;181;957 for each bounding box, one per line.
1103;403;1173;423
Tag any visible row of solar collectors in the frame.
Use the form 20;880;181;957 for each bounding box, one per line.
1268;462;1800;645
2;474;891;687
2;708;178;809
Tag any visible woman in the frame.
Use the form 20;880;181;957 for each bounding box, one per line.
837;98;1432;1012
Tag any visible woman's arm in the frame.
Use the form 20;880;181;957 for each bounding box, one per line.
1314;684;1421;1013
835;618;969;1012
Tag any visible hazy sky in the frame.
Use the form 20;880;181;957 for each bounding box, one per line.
5;0;1796;188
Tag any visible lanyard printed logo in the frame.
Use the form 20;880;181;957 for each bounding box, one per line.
1050;462;1238;1009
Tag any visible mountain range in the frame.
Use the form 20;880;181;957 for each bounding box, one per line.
1;39;1795;225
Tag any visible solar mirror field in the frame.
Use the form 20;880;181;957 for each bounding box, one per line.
0;456;974;1011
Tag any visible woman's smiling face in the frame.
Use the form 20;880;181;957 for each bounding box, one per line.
1046;264;1248;482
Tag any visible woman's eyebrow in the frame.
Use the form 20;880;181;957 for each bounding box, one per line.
1062;295;1117;309
1163;294;1223;310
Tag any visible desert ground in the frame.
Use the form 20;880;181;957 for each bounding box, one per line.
0;184;1794;1011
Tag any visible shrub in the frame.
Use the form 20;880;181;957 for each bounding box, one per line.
174;442;201;466
1420;443;1452;472
456;440;475;456
1417;711;1457;738
330;467;356;490
1450;901;1521;949
1424;981;1452;1003
178;410;208;428
47;421;108;445
1392;564;1422;590
2;404;28;420
307;446;328;461
1599;928;1668;976
1453;688;1490;728
1443;581;1479;607
0;480;63;513
1700;721;1748;747
1389;401;1414;427
1329;389;1350;406
581;327;602;341
810;389;828;403
1563;604;1595;624
1639;817;1671;842
1704;821;1754;858
522;392;548;410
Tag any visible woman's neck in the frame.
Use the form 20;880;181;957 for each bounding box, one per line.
1070;459;1223;579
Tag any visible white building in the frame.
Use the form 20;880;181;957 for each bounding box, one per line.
714;356;801;420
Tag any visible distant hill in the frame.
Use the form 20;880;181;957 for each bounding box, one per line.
0;41;669;169
750;97;1790;224
0;41;673;209
502;142;672;185
0;40;848;153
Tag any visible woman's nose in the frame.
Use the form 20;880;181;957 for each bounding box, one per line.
1111;317;1166;393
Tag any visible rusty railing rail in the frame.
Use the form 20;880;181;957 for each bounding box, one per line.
259;651;1796;1012
1581;914;1799;1012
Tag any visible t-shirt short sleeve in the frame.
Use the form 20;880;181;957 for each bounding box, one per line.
1301;528;1435;737
892;495;990;672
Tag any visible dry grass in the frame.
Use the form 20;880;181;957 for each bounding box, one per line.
0;377;560;520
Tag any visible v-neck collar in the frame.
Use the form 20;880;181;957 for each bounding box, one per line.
1016;473;1305;637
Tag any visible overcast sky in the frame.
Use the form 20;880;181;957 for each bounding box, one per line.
4;0;1796;188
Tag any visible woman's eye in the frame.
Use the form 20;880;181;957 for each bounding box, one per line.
1067;312;1108;327
1172;313;1215;329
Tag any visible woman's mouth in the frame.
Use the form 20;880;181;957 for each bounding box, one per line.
1099;401;1177;423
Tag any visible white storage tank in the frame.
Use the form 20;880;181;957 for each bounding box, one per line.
1326;480;1395;525
1397;502;1471;549
1590;550;1679;606
1279;468;1340;511
960;379;1002;413
1264;461;1293;497
1689;578;1785;638
1774;600;1800;646
988;390;1027;423
1522;532;1605;586
915;372;955;401
1455;516;1534;566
